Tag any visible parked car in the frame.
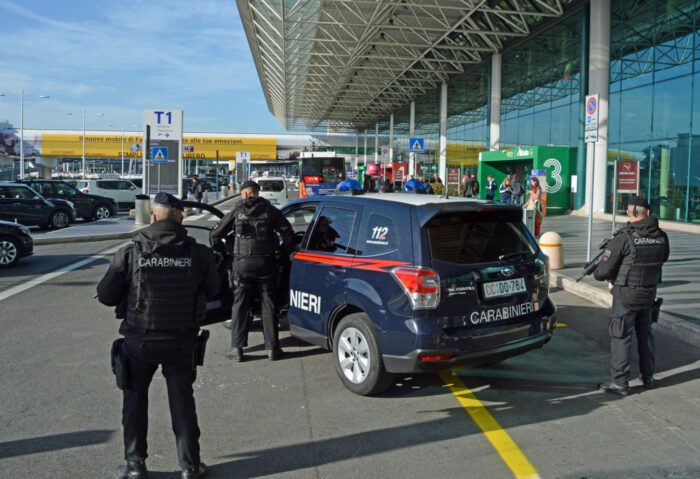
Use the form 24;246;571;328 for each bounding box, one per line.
254;176;288;206
0;182;76;229
0;219;34;267
16;179;117;221
75;179;139;209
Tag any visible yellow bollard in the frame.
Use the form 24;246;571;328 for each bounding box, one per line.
539;231;564;270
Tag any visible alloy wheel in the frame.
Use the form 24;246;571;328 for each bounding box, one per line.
337;327;371;384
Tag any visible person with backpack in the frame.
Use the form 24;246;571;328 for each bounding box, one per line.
510;174;524;206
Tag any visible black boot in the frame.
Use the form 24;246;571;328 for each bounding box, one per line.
268;347;284;361
181;463;207;479
226;347;244;362
598;381;630;397
642;376;655;389
115;460;147;479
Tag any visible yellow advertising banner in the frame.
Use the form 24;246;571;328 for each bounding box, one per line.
38;134;277;161
446;143;486;167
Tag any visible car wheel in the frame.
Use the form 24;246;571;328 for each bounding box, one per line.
0;237;20;268
333;313;393;396
93;204;113;220
49;210;71;229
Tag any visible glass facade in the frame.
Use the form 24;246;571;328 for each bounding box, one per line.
607;0;700;223
359;0;700;224
500;11;584;149
446;62;489;173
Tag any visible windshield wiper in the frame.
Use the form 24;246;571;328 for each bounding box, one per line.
498;251;533;262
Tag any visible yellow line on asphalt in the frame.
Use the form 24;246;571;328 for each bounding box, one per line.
440;370;541;479
556;322;569;328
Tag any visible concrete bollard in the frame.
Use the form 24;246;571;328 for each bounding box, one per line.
220;186;228;198
135;194;151;225
539;231;564;270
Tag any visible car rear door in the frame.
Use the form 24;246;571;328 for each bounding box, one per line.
288;203;360;347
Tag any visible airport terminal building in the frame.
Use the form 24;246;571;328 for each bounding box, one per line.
238;0;700;224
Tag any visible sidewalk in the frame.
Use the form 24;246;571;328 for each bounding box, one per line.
541;214;700;344
30;194;240;245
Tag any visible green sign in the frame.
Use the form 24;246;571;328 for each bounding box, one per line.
478;146;576;215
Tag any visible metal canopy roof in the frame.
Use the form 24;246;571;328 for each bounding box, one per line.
236;0;571;133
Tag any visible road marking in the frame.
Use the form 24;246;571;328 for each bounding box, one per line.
0;243;126;304
556;322;569;328
440;369;541;479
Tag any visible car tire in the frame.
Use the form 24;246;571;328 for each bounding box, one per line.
49;210;71;229
93;204;113;220
332;313;393;396
0;236;20;268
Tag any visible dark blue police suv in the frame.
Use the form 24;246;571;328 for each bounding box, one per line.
279;193;556;396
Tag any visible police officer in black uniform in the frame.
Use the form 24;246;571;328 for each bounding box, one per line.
210;180;295;362
593;196;670;396
97;193;220;479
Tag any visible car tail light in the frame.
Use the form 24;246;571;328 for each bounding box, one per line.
391;267;440;309
303;176;322;184
419;354;454;362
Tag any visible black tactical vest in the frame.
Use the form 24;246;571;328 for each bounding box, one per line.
615;229;667;287
232;204;275;258
125;240;204;332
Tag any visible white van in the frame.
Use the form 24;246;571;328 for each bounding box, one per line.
75;179;139;209
254;176;288;206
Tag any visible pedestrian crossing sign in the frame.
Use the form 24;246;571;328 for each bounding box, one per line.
151;147;168;164
409;137;425;154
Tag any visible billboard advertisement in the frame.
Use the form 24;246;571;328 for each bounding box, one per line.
0;129;277;161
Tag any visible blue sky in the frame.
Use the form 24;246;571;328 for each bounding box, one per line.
0;0;284;133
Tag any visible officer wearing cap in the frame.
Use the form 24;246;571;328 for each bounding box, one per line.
97;192;220;479
593;196;670;396
210;180;295;362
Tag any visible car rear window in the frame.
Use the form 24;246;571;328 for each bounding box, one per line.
257;180;284;192
426;211;535;264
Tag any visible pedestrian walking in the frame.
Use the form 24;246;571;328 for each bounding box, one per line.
524;177;543;236
463;174;477;198
192;178;204;213
593;196;670;396
210;180;296;362
499;177;512;204
511;174;524;206
485;175;497;200
97;192;220;479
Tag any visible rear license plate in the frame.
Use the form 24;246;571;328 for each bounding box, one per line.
482;278;526;299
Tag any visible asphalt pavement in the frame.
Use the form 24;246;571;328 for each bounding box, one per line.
1;222;699;478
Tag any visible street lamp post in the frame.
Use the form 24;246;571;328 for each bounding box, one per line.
0;90;49;179
69;110;104;179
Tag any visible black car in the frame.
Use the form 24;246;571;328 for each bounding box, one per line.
0;182;76;229
0;219;34;267
17;179;117;221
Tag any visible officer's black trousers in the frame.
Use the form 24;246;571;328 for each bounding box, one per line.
122;338;200;468
609;299;655;386
231;275;278;350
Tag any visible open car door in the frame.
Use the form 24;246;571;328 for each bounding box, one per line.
179;200;234;326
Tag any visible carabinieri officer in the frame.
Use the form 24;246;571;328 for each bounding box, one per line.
97;192;220;479
593;196;670;396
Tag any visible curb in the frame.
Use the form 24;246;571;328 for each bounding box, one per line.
33;230;143;246
550;270;700;348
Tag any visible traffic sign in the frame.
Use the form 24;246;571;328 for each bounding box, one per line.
584;94;600;143
144;109;183;140
151;147;168;164
409;137;425;154
381;146;390;159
